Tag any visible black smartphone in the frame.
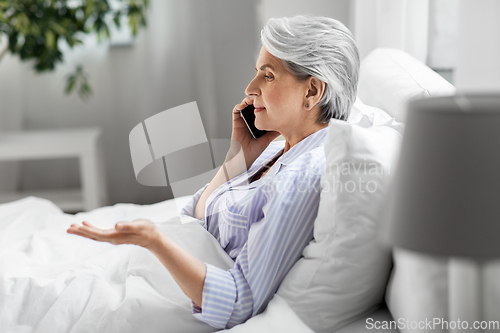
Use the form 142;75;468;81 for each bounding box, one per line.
240;104;269;139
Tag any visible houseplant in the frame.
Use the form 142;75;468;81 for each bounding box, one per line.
0;0;149;99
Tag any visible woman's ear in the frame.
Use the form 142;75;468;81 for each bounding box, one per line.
305;77;325;109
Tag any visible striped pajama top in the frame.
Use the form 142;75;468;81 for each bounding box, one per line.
181;127;327;329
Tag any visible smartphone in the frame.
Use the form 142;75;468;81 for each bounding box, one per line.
240;104;269;139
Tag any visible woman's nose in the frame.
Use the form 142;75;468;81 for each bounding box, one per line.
245;77;260;97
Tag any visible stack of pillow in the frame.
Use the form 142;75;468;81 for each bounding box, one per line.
275;97;403;333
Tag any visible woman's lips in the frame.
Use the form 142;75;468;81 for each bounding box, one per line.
254;107;266;113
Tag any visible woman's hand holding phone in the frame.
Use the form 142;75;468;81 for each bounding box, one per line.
231;98;280;169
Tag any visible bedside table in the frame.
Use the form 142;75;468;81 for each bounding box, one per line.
0;127;108;212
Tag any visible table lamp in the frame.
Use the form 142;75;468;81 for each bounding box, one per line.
385;94;500;332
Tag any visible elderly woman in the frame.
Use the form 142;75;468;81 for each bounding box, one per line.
68;15;359;329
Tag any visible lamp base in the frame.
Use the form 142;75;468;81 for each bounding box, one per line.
449;258;483;333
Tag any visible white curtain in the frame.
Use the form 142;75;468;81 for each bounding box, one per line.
455;0;500;92
0;47;24;193
353;0;500;93
352;0;429;63
427;0;459;69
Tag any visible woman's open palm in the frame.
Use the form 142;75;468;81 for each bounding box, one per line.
67;219;159;250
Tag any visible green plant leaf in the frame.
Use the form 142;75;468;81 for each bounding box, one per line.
65;76;76;93
15;13;30;35
128;13;137;35
8;32;18;53
139;10;146;26
45;30;55;49
0;10;7;23
82;82;92;94
49;21;67;35
98;1;110;12
101;21;110;39
85;1;95;18
113;10;121;28
29;23;41;36
79;81;92;100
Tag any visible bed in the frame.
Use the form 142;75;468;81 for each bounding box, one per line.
0;48;455;333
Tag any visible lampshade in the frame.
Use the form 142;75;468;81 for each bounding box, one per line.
386;94;500;259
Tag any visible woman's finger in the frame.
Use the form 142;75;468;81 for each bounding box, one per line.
69;223;113;240
81;221;105;232
67;225;99;240
234;103;247;113
75;227;127;244
241;97;253;106
76;226;108;240
234;97;254;114
115;221;136;233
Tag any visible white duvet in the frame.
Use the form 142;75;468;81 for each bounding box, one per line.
0;197;315;333
0;196;235;333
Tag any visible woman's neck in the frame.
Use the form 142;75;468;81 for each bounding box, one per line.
282;122;328;153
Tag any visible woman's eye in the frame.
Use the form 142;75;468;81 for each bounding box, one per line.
264;75;274;80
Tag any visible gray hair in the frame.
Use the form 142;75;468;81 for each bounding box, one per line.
261;15;359;122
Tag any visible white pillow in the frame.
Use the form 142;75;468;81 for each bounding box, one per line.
357;48;455;121
224;295;314;333
355;48;457;331
277;108;403;333
350;97;404;130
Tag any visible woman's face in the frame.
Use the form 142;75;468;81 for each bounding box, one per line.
245;47;310;134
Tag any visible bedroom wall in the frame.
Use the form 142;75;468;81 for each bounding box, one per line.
258;0;351;32
0;0;260;206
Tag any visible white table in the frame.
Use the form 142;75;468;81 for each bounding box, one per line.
0;127;108;212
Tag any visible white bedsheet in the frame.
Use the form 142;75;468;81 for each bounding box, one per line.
0;196;235;333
